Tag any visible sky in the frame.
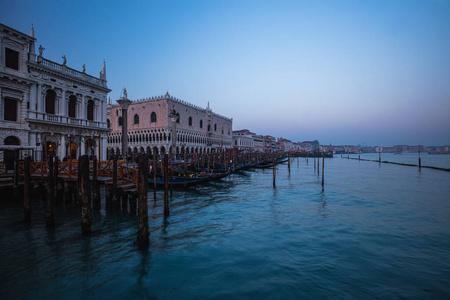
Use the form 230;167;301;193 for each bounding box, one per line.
1;0;449;146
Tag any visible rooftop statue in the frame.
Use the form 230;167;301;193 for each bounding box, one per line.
38;45;45;56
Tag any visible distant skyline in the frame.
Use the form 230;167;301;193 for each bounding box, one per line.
1;0;449;146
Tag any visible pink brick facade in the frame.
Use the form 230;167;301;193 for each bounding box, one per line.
107;93;233;156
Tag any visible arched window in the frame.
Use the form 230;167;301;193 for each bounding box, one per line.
151;112;157;123
200;120;203;128
107;119;111;128
45;90;56;114
214;124;217;131
176;116;180;124
134;114;139;124
68;95;77;118
87;100;94;121
118;116;123;126
208;124;211;131
189;116;192;126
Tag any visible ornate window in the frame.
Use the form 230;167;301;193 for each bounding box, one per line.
3;98;17;121
200;120;203;128
151;112;157;123
5;48;19;70
118;116;123;126
45;90;56;114
214;124;217;131
107;119;111;128
134;114;139;124
87;100;94;121
189;116;192;126
68;95;76;118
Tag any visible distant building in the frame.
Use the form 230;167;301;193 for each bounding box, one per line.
263;135;276;152
253;135;264;152
277;137;294;152
232;135;254;151
106;93;232;156
0;23;110;167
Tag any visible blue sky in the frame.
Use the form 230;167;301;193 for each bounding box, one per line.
2;0;449;146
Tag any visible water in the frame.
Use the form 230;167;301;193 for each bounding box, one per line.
1;156;450;299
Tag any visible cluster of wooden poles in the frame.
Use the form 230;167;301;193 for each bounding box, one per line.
342;152;450;172
19;150;328;248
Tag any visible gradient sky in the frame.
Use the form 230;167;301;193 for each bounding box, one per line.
1;0;449;146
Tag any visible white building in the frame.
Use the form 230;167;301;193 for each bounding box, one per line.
107;93;233;156
232;135;254;151
0;23;110;166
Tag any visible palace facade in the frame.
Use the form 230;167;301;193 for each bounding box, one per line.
107;93;233;156
0;23;110;165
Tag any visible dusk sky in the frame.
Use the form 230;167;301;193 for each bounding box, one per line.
1;0;449;146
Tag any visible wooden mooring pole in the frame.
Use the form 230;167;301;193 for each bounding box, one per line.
80;155;91;233
112;155;119;210
419;151;421;169
46;156;55;227
164;154;170;217
322;151;325;187
137;154;150;247
153;154;157;201
317;152;320;175
273;155;276;188
288;153;291;173
93;156;100;209
24;156;31;222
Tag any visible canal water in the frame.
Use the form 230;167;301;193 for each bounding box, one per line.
1;154;450;299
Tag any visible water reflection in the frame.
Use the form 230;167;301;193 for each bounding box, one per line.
319;188;328;219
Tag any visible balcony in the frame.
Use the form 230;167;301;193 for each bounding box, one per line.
28;111;106;129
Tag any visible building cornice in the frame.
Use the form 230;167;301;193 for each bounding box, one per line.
28;61;111;93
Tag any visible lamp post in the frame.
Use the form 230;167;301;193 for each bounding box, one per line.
117;88;132;161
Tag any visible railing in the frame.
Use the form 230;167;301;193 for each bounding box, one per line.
119;165;138;186
0;163;6;175
30;112;105;128
17;160;138;188
39;58;103;87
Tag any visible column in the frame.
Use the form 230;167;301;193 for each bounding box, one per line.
29;84;36;116
101;136;107;160
60;90;66;116
117;97;132;159
37;84;43;113
60;135;65;158
80;95;85;120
